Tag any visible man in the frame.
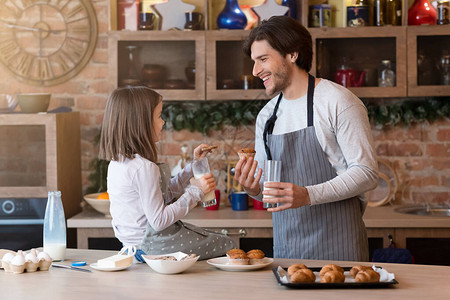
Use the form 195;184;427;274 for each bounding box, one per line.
234;16;378;261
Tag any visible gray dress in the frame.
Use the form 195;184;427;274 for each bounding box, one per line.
264;74;369;261
138;163;235;260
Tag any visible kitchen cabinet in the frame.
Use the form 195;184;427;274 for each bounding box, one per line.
407;26;450;97
108;30;205;101
0;112;81;218
107;0;450;101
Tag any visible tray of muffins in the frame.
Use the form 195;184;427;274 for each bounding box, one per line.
207;249;273;272
273;264;398;289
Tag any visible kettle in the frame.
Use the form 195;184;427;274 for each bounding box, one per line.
334;64;366;87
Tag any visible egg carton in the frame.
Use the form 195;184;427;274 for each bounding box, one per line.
1;249;53;274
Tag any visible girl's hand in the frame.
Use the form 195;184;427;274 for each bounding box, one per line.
193;144;216;161
191;173;216;195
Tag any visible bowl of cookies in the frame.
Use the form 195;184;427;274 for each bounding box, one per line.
142;252;199;274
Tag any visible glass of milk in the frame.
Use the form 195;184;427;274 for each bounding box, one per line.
192;157;217;207
263;160;282;209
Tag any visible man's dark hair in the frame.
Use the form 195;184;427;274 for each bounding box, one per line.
243;16;312;72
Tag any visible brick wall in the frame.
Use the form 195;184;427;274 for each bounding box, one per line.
1;0;448;205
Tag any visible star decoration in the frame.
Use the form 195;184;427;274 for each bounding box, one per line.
252;0;289;23
152;0;196;31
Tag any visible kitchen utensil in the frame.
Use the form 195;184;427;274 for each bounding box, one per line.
263;160;282;208
51;263;92;273
334;67;366;87
0;94;18;113
367;159;398;207
207;257;273;271
228;192;248;211
17;93;51;113
84;193;111;216
192;157;217;207
142;251;199;274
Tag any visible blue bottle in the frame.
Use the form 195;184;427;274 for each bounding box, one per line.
217;0;247;29
281;0;297;20
43;191;66;261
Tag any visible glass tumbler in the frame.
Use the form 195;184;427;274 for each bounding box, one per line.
192;157;217;207
263;160;282;209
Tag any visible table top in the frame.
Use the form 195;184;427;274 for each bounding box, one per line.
68;205;450;229
1;249;449;300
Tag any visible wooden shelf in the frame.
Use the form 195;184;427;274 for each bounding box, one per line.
407;26;450;97
311;26;408;98
108;30;206;101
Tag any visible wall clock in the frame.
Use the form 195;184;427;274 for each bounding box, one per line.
0;0;98;86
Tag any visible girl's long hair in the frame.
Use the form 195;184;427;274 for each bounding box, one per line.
99;86;162;163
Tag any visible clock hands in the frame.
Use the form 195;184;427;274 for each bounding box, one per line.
5;23;66;34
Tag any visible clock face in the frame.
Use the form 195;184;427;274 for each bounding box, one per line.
0;0;97;86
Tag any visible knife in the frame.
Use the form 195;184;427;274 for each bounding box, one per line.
52;263;92;273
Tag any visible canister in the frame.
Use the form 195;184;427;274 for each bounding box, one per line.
437;0;450;25
347;5;369;27
309;4;332;27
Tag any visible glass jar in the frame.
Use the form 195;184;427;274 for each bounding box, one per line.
437;0;450;24
378;60;396;87
437;51;450;85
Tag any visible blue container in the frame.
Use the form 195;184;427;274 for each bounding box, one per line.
229;192;248;211
281;0;297;19
217;0;247;29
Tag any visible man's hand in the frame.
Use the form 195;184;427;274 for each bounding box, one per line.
262;182;311;212
234;156;262;196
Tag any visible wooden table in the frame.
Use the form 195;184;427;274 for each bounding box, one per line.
1;249;449;299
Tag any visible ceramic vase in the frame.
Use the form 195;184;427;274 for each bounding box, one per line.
217;0;247;29
281;0;297;19
408;0;437;25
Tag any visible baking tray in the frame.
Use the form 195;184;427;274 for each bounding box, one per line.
273;267;399;289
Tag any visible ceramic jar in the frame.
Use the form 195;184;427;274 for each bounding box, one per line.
408;0;437;25
217;0;247;30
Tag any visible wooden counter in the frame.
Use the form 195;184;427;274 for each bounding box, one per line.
68;205;450;249
1;249;449;299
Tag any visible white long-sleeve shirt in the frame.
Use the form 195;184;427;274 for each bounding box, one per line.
107;154;203;246
253;79;378;205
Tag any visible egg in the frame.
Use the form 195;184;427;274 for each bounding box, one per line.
1;252;15;273
25;251;40;272
10;250;26;274
37;251;53;271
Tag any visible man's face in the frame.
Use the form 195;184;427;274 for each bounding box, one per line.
250;39;292;96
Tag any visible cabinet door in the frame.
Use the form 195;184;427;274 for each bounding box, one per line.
109;31;205;101
407;26;450;97
206;30;269;101
311;27;407;98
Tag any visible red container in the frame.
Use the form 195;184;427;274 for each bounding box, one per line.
206;190;221;210
252;197;266;210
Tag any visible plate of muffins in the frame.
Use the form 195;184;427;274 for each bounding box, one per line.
207;249;273;272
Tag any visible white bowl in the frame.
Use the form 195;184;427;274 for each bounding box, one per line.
84;193;110;216
142;252;199;274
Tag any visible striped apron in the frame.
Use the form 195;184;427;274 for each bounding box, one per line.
264;74;369;261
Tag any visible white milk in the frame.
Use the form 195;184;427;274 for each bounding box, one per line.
263;182;278;199
44;243;66;261
194;173;215;203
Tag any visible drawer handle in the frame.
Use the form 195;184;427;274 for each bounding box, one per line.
221;229;247;237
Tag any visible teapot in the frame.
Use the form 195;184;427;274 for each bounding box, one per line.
334;64;366;87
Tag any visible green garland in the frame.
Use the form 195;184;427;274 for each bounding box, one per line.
162;97;449;135
86;97;449;193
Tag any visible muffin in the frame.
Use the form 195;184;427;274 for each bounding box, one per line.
237;148;256;159
226;249;249;265
246;249;265;265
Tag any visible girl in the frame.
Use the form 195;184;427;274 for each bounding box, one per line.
99;86;234;261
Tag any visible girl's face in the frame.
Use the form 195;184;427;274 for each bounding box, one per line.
152;101;165;142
